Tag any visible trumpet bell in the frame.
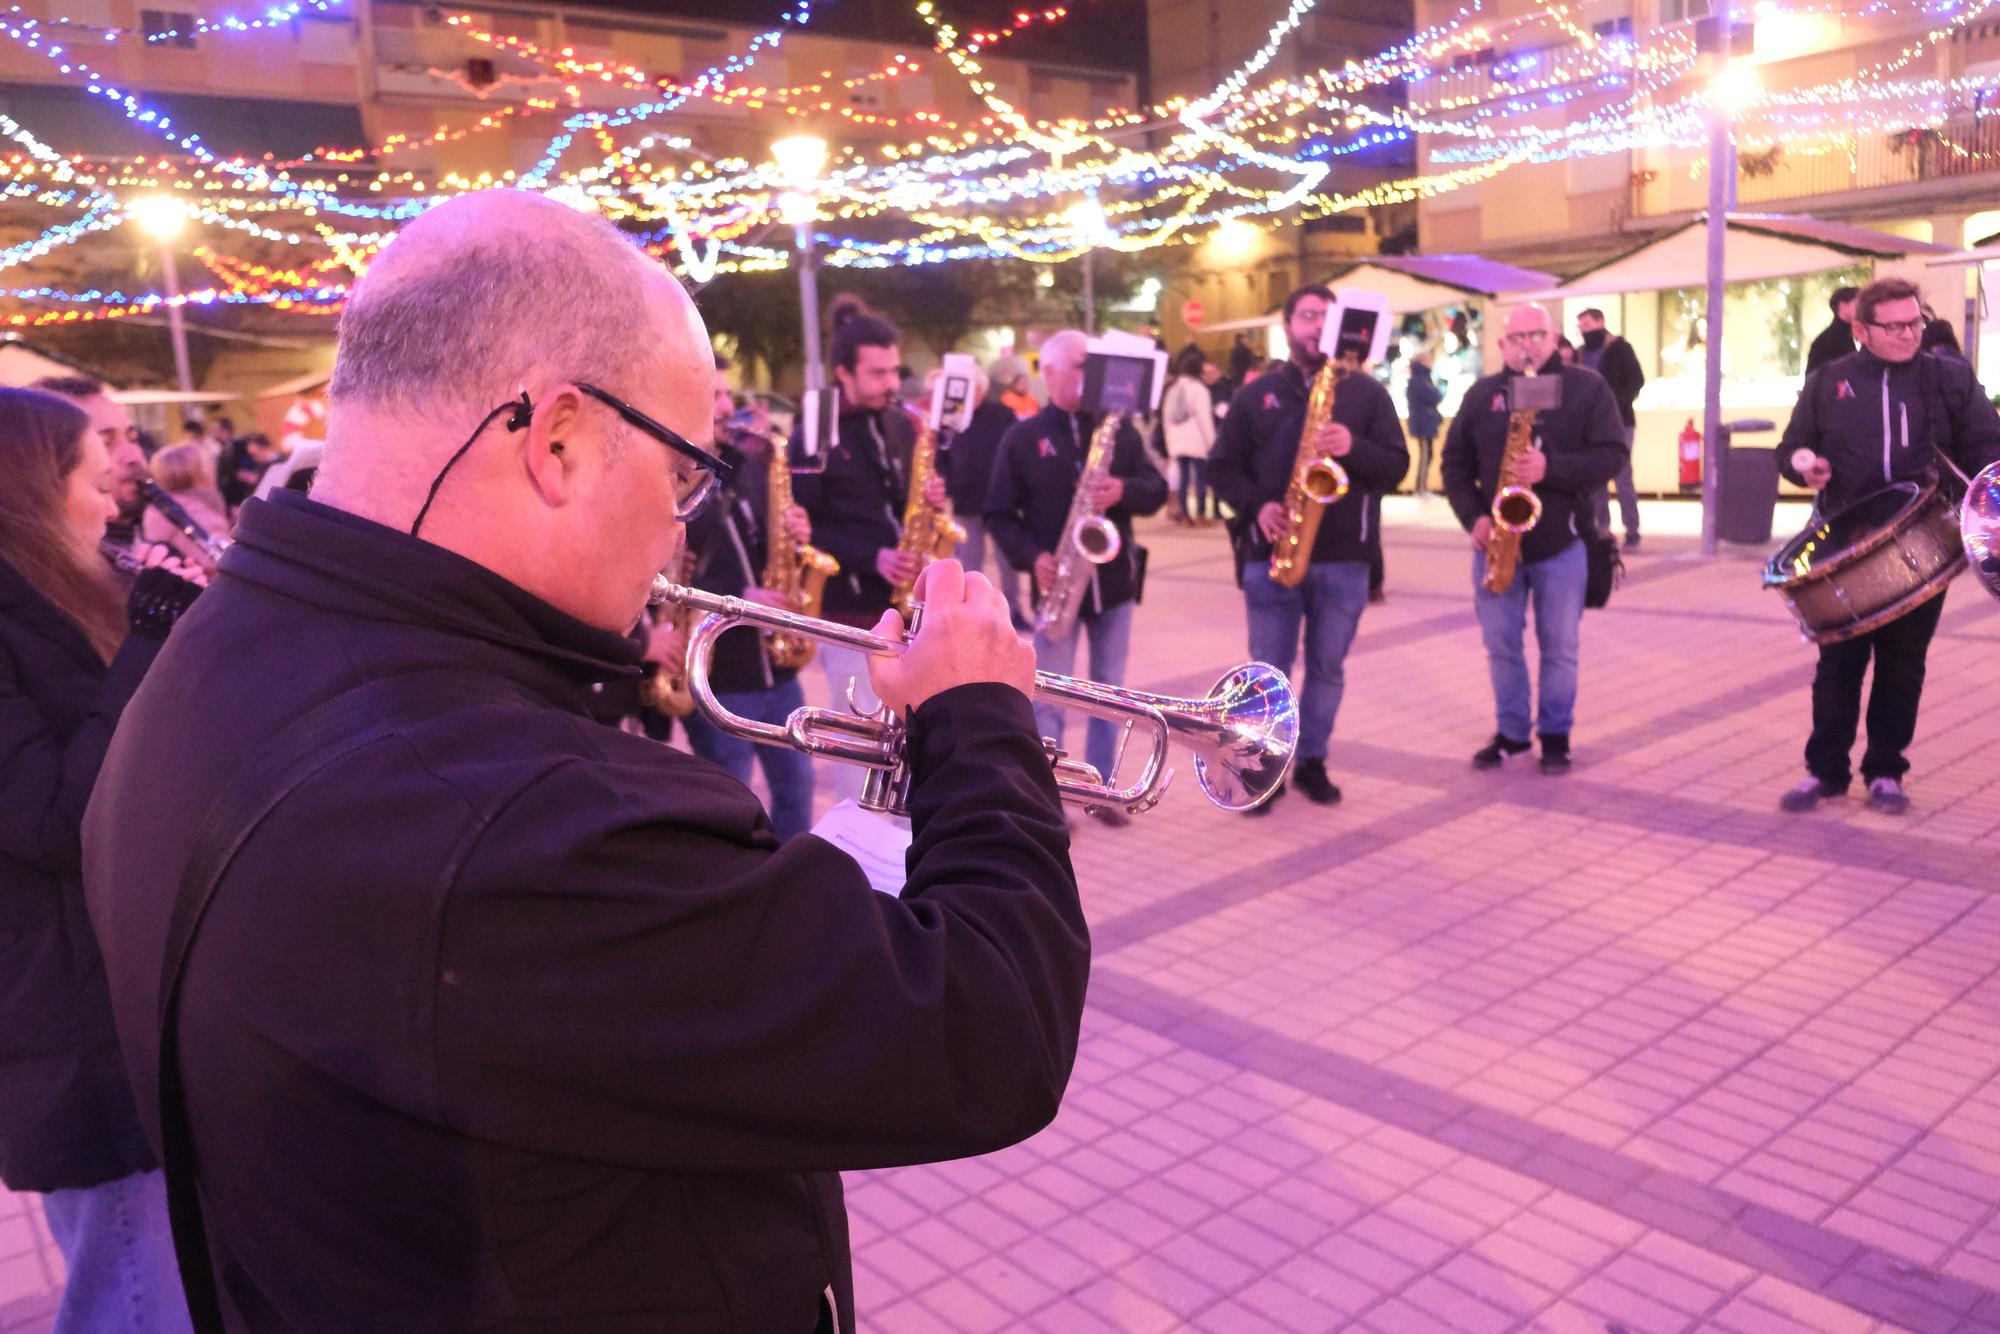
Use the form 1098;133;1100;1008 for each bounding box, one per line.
1966;461;2000;601
1184;662;1298;812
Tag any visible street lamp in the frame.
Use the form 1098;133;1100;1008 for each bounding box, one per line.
771;134;830;400
1699;12;1748;557
131;194;194;394
1067;194;1113;335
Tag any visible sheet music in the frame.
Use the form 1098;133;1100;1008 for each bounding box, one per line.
810;800;912;897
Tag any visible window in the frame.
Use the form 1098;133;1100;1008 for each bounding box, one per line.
141;9;198;49
1659;0;1712;24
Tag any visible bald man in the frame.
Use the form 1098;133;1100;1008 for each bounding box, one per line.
1441;305;1628;775
82;191;1085;1334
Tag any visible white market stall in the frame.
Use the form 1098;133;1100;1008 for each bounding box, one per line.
1504;214;1959;495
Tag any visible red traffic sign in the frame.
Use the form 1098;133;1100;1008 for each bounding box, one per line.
1181;299;1206;328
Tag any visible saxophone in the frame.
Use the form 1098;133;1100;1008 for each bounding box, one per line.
888;407;966;618
641;543;697;717
1033;414;1124;642
763;451;840;669
1269;360;1352;589
1481;367;1547;595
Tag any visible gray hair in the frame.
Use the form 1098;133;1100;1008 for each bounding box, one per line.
1040;329;1088;370
330;191;668;422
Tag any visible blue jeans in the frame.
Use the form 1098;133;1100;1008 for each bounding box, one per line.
1471;539;1587;742
1032;599;1133;783
1242;560;1368;762
1175;457;1212;519
681;676;816;840
40;1169;193;1334
956;517;1026;627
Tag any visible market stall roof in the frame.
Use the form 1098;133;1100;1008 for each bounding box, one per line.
111;389;237;406
257;367;333;399
0;337;115;389
1194;254;1558;334
1926;241;2000;267
1513;214;1957;301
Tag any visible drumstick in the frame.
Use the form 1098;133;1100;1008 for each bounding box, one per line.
1790;449;1819;476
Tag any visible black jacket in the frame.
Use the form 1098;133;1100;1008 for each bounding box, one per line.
789;406;917;624
1578;331;1645;424
1805;318;1858;376
1441;358;1630;564
1209;362;1410;567
1404;366;1444;441
985;404;1168;620
942;399;1018;517
0;557;160;1193
684;441;801;696
1779;348;2000;515
81;491;1087;1334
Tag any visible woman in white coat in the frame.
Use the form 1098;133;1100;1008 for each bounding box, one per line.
1161;345;1218;526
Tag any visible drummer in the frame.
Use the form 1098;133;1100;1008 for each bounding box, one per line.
1777;276;2000;816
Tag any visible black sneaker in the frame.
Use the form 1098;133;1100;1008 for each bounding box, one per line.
1623;533;1641;550
1294;760;1342;805
1539;733;1572;775
1472;734;1532;770
1246;781;1285;815
1779;776;1842;812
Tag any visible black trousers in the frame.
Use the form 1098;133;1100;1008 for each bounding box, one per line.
1804;592;1947;788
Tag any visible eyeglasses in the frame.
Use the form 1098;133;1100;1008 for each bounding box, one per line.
1863;318;1925;336
1502;330;1550;345
575;382;734;521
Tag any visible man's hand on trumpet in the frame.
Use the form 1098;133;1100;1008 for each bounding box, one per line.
870;559;1036;714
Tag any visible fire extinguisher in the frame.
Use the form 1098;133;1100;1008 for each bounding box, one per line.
1678;418;1703;490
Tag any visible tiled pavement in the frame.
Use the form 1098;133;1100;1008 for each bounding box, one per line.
5;497;1997;1332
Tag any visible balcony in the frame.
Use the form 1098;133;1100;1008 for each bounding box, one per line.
1632;99;2000;218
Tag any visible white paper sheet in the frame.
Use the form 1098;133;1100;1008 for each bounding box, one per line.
810;800;913;897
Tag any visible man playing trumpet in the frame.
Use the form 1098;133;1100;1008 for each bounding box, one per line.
83;191;1085;1334
1209;283;1408;812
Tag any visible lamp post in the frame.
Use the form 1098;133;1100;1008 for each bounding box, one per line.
1068;195;1112;335
131;194;193;393
1700;5;1749;558
771;134;829;396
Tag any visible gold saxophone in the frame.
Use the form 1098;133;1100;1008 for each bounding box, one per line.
1269;359;1352;589
763;450;840;669
1482;368;1546;596
642;543;697;717
1033;414;1124;642
888;406;965;618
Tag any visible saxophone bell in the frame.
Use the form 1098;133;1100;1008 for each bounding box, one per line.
1492;486;1542;534
1070;513;1121;564
1300;458;1350;506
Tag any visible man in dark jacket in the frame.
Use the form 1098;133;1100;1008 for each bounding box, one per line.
1210;283;1409;811
1776;276;2000;816
986;328;1169;827
943;365;1027;627
789;303;946;804
1443;304;1629;775
1575;308;1645;548
82;190;1086;1334
1805;285;1860;375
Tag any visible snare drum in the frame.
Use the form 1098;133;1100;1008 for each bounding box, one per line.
1762;480;1966;644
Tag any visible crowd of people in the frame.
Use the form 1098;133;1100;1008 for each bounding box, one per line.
3;184;1997;1334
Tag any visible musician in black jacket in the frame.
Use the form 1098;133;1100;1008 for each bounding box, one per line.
0;387;203;1334
987;329;1169;827
680;368;817;839
1209;284;1408;811
1442;304;1628;775
1776;276;2000;815
83;190;1080;1334
789;301;946;804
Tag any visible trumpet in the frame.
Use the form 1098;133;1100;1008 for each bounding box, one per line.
648;576;1298;818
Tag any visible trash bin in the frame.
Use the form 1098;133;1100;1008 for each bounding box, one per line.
1718;418;1780;545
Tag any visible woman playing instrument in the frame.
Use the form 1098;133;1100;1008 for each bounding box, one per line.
0;386;205;1333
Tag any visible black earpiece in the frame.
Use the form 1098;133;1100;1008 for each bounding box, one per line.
550;441;564;454
506;391;534;432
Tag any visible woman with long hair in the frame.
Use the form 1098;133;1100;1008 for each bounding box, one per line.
1161;344;1218;525
0;386;205;1332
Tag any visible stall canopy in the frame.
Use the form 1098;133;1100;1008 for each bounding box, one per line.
0;337;113;389
1195;253;1558;334
1518;214;1957;301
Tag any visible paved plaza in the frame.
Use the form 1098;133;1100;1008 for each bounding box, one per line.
4;496;1997;1333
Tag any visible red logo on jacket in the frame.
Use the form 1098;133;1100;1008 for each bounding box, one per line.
1492;393;1506;412
1836;380;1855;399
1263;392;1279;411
1037;437;1057;458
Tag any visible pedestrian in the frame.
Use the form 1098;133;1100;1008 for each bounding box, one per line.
1576;307;1646;549
1405;350;1444;496
1161;344;1218;525
1806;286;1860;374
